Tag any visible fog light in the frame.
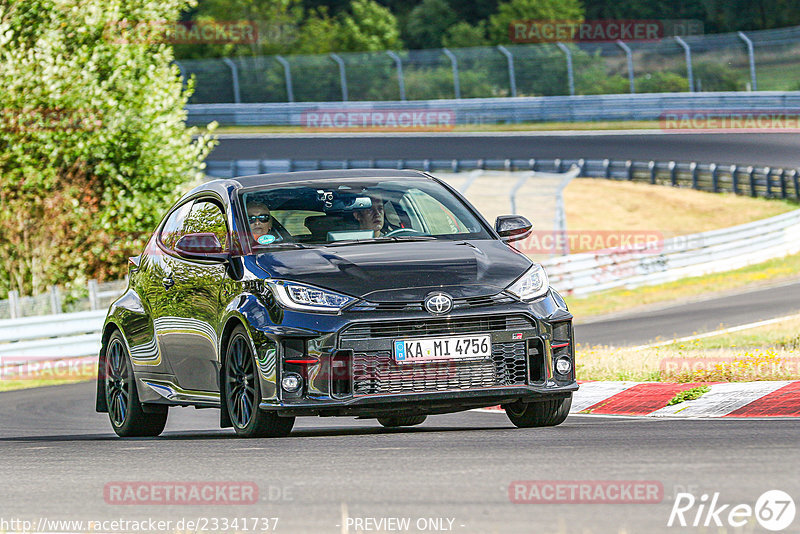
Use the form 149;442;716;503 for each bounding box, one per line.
555;356;572;375
281;373;302;392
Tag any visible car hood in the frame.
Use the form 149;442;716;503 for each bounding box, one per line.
254;239;532;301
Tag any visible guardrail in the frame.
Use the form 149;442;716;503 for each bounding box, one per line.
187;91;800;126
206;157;800;202
542;208;800;295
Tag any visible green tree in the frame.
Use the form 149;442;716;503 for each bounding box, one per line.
337;0;401;51
403;0;459;49
488;0;584;44
442;21;490;48
0;0;216;297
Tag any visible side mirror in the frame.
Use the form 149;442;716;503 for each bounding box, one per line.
495;215;532;243
174;233;229;262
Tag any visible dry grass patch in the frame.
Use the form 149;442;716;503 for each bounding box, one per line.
564;179;796;239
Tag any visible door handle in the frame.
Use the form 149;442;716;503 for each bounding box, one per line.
162;276;175;289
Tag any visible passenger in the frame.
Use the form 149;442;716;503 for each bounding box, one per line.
352;194;385;237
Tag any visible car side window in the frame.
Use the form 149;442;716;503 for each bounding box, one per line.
159;202;193;250
184;200;228;249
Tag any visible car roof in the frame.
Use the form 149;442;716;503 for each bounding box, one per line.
230;168;431;188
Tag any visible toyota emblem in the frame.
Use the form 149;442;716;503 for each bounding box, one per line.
424;292;453;315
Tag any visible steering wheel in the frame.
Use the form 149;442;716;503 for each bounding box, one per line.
384;227;426;237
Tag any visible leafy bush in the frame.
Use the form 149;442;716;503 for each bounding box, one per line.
693;62;744;91
0;0;217;298
635;71;690;93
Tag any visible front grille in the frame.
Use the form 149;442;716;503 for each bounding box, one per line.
340;315;534;342
352;341;528;396
349;294;517;312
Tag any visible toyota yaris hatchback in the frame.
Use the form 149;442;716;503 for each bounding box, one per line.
97;169;577;438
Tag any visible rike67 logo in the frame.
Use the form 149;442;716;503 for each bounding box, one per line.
668;490;796;531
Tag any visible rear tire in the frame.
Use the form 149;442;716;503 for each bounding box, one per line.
504;395;571;428
105;331;168;437
224;326;295;438
377;415;427;428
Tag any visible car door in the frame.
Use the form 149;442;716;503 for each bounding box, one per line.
157;198;230;393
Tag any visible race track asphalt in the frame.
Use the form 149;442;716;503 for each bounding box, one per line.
1;381;799;533
209;131;800;168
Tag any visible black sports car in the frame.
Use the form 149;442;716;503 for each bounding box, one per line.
97;169;577;438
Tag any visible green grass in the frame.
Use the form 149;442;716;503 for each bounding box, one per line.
667;386;711;405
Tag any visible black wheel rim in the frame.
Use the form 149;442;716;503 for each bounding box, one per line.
106;339;130;427
226;335;257;429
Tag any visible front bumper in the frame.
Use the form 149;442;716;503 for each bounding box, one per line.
261;383;577;417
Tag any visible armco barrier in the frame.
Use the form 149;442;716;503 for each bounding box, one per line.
187;91;800;126
542;208;800;295
205;157;800;201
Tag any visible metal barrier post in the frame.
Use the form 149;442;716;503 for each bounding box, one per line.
731;164;739;194
442;48;461;99
497;45;517;97
329;53;348;101
690;162;698;189
88;280;100;311
275;55;294;103
710;163;718;192
222;58;241;104
674;36;694;92
8;290;20;319
555;43;575;96
669;161;677;186
780;169;788;199
737;31;758;91
626;160;633;180
748;166;757;197
649;160;656;184
49;286;61;315
386;51;406;101
765;167;772;197
616;40;635;93
794;169;800;200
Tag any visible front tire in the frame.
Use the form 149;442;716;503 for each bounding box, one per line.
377;415;427;428
224;326;295;438
504;395;572;428
104;331;168;437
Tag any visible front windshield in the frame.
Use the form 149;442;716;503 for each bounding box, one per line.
240;177;491;247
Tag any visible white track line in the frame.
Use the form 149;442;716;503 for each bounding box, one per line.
631;312;800;350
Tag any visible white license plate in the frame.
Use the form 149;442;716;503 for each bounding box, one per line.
393;334;491;364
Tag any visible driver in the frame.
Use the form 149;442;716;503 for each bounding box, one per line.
352;193;385;237
247;201;280;244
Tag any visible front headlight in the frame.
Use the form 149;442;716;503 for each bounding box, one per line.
506;264;549;302
268;280;356;313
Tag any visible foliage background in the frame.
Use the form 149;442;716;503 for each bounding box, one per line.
0;0;217;298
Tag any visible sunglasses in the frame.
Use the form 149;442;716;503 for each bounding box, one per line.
248;214;271;224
